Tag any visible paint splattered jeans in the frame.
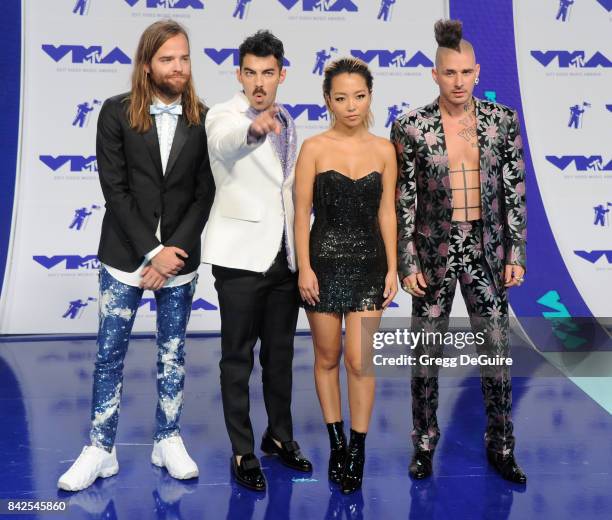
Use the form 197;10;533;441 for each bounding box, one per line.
89;266;197;451
411;220;515;455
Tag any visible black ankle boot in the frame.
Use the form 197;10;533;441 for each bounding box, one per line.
326;421;347;483
487;450;527;484
341;429;366;494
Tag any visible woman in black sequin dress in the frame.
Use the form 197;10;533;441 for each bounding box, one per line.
294;58;398;494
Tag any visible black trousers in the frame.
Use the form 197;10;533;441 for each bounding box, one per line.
212;247;299;455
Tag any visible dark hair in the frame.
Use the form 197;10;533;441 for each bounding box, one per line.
434;19;463;51
322;57;374;128
239;30;285;70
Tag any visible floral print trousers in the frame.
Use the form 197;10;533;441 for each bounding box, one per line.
89;267;196;451
411;220;515;455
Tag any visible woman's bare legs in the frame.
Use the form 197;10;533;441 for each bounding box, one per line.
344;309;383;433
307;311;343;422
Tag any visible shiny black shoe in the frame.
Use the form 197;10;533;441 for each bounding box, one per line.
487;451;527;484
231;453;266;492
260;429;313;472
409;449;433;480
327;421;347;484
340;429;366;494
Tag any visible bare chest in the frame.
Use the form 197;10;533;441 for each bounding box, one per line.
440;109;483;221
442;112;480;173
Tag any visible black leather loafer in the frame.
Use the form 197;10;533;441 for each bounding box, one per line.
231;453;266;492
261;429;313;472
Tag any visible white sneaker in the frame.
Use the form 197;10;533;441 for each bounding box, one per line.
57;445;119;491
151;436;199;480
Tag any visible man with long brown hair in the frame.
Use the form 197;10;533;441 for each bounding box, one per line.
58;20;214;492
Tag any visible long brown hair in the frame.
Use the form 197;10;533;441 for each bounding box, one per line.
127;20;204;133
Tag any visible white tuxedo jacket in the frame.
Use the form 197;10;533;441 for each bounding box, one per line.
202;92;297;272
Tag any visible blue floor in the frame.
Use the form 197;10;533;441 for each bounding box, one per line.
1;335;611;519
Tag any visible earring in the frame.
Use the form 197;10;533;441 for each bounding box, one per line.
475;77;480;85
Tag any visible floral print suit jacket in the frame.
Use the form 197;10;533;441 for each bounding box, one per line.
391;97;527;292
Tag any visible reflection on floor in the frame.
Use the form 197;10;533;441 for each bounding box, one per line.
0;335;611;519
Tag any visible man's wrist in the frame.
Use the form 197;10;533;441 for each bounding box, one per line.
145;244;164;262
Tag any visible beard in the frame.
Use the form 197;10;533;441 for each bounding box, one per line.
151;72;189;99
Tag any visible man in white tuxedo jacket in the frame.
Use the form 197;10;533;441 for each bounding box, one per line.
203;30;312;492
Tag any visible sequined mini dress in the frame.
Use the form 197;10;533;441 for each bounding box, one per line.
304;170;387;314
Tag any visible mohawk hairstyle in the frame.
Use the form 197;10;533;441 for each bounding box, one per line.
434;19;463;52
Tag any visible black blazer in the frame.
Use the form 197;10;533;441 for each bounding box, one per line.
96;93;215;274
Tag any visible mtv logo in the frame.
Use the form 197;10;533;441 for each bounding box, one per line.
124;0;204;8
42;45;131;64
40;155;98;173
283;103;328;121
574;250;612;264
350;50;432;68
546;155;612;171
33;255;100;270
278;0;358;11
204;48;291;66
530;50;611;68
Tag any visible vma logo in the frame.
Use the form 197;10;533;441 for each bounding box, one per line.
377;0;395;21
555;0;574;22
531;50;611;68
278;0;358;11
72;0;92;15
546;155;612;171
537;290;587;350
232;0;252;18
69;205;102;231
593;202;611;227
62;297;97;319
385;102;409;128
312;47;338;75
484;90;497;102
124;0;204;8
40;155;98;173
556;0;612;20
567;102;591;129
596;0;612;12
140;298;218;311
283;104;328;122
73;99;102;128
351;49;433;68
42;45;131;65
204;48;291;66
574;250;612;264
34;255;100;270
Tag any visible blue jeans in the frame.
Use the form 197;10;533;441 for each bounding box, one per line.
89;267;197;451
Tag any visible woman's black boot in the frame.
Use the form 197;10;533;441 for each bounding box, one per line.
341;429;366;494
326;421;347;483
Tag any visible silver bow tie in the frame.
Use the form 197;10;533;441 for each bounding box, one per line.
149;104;182;116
